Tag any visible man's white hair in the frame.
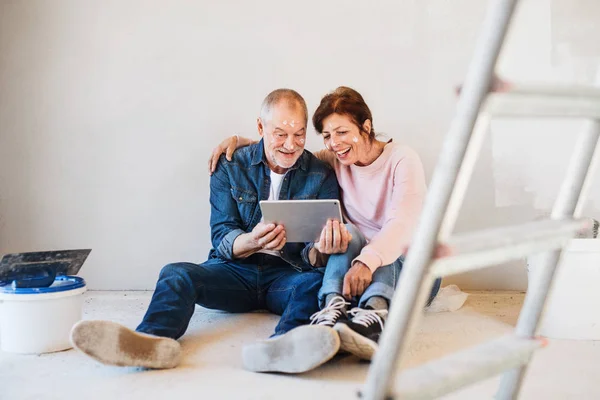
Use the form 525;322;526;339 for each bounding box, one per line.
259;89;308;125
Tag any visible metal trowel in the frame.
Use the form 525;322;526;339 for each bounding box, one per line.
0;249;91;288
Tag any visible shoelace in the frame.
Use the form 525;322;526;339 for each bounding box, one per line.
348;307;388;329
310;296;349;326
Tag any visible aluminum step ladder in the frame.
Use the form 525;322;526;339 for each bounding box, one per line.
360;0;600;399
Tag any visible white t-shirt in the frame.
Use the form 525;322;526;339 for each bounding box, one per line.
258;171;286;257
268;171;285;202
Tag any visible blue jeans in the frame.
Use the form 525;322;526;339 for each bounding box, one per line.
136;253;324;339
318;225;441;309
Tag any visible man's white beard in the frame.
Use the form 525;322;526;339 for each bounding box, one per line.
271;148;298;168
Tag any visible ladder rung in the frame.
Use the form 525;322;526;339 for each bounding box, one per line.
431;218;589;277
391;335;545;400
484;85;600;119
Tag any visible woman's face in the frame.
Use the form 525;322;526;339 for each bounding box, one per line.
321;113;369;166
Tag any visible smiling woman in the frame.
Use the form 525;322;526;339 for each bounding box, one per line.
313;86;376;148
308;87;441;319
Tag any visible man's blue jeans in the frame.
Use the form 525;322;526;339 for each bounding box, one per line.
136;253;323;339
318;225;441;309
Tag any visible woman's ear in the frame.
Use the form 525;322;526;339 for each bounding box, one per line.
362;119;372;135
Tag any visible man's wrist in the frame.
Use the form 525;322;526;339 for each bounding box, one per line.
233;232;261;258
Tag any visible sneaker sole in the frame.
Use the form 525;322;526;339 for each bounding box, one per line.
334;323;377;360
242;325;340;374
70;320;181;369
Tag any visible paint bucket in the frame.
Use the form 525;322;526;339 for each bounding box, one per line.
0;276;86;353
527;239;600;340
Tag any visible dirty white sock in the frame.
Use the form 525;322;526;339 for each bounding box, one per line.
70;320;181;369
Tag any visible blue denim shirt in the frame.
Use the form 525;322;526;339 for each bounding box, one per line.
208;139;340;271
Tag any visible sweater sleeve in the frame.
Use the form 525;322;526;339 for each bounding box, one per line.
354;147;427;272
313;149;336;168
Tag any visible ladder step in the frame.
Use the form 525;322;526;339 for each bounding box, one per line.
431;218;589;277
484;85;600;119
392;335;546;400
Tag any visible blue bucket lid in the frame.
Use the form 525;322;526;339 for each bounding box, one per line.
0;275;86;294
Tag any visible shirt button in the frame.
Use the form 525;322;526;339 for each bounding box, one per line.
239;197;243;200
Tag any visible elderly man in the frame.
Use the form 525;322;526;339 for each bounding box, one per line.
70;89;351;374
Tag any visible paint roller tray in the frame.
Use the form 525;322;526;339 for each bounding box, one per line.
0;249;91;289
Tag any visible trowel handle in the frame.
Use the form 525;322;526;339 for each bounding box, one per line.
9;265;57;288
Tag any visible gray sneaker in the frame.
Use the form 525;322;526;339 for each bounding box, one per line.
70;320;181;369
242;325;340;373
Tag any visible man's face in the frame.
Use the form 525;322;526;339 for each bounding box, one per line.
258;103;307;174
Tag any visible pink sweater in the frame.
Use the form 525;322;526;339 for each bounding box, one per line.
316;141;427;272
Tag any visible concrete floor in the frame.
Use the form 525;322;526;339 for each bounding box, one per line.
1;290;599;399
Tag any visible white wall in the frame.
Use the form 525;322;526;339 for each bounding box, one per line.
0;0;598;290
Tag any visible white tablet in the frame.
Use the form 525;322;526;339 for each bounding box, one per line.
259;199;343;243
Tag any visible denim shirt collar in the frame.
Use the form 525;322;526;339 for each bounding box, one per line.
250;138;308;172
